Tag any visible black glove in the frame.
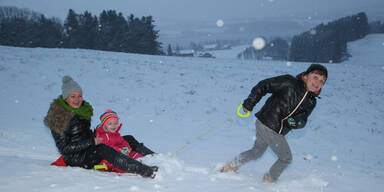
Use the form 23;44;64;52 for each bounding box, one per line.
243;106;249;113
285;118;296;128
242;100;252;112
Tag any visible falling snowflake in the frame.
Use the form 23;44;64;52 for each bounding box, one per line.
331;156;337;161
286;62;292;67
253;37;266;50
310;29;317;35
216;19;224;27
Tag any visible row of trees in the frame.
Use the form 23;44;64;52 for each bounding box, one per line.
237;12;375;63
369;20;384;33
289;12;368;63
0;7;62;48
0;7;162;55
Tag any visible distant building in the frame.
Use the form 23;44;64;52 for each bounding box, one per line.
203;44;231;51
175;49;194;57
203;44;218;51
198;52;215;58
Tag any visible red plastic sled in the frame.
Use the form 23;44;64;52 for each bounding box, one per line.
51;155;137;175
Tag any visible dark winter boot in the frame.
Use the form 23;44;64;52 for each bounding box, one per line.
138;164;157;178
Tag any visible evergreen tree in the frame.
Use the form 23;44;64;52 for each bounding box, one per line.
63;9;80;48
78;11;98;49
97;10;127;51
167;44;173;56
30;15;62;48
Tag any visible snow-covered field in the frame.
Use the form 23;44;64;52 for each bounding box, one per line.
0;34;383;192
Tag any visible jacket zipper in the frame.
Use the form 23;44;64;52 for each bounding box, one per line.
279;91;309;134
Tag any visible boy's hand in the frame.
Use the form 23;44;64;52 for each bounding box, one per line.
242;102;252;112
243;107;249;113
286;118;296;128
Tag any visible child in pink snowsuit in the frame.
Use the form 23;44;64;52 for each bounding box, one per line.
95;109;143;159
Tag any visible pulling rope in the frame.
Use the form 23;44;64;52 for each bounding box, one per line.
169;104;250;157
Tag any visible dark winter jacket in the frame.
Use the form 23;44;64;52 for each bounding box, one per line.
44;97;95;166
61;115;95;166
243;73;319;135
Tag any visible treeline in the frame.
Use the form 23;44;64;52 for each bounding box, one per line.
0;6;162;55
239;12;376;63
290;12;368;63
369;20;384;33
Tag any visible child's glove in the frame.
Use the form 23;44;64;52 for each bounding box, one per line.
121;147;132;155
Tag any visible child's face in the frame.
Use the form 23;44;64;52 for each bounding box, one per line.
105;119;119;133
304;72;326;92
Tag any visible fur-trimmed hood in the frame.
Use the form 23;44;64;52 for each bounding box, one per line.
44;96;93;135
44;99;76;135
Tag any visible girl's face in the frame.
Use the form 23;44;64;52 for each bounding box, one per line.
105;119;119;133
65;92;83;109
304;72;326;92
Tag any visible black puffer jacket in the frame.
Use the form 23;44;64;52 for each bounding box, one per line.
59;115;95;166
243;73;319;135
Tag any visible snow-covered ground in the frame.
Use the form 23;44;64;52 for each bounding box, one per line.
0;34;383;192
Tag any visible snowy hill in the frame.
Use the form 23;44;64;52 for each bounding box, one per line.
0;34;383;192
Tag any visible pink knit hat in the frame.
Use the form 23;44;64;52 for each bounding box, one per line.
99;109;119;128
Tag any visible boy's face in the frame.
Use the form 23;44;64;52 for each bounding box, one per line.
105;119;119;133
304;72;326;92
65;91;83;109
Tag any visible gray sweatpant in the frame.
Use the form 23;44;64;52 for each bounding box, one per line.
231;119;292;181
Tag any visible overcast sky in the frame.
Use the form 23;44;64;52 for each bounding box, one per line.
0;0;383;25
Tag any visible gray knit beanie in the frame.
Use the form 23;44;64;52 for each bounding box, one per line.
62;76;82;99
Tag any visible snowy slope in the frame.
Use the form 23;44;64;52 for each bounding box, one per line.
0;34;383;192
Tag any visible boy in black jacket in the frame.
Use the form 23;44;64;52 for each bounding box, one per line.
221;64;328;183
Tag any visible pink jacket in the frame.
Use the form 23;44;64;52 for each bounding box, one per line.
95;124;143;159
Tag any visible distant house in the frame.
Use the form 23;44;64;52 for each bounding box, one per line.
175;49;194;57
203;44;218;51
203;44;232;51
198;52;215;58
